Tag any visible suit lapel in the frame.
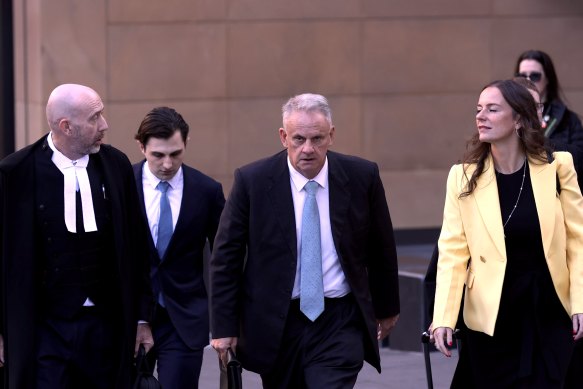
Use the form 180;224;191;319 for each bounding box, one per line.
327;152;351;248
95;149;126;260
172;166;201;242
472;156;506;259
530;158;555;257
266;152;297;259
134;161;158;256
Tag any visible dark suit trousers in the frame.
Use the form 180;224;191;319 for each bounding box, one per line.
146;305;204;389
35;307;118;389
260;294;365;389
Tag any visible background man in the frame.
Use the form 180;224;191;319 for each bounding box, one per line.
0;84;153;389
134;106;225;388
210;93;400;388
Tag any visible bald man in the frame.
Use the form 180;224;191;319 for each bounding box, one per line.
0;84;154;389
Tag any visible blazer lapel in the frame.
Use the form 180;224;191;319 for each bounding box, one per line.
327;153;351;248
472;156;506;259
530;158;555;257
266;152;297;259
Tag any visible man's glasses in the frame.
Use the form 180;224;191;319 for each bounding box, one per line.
515;71;543;83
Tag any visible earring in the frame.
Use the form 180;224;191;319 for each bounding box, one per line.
515;128;521;138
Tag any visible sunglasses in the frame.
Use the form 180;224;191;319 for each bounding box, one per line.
515;71;543;83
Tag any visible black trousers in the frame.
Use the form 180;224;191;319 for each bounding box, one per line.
146;305;204;389
35;307;119;389
260;294;365;389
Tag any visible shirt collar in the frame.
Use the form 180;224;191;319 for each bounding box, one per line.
47;132;89;169
143;161;183;190
287;156;328;192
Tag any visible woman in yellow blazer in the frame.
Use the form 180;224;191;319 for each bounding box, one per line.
433;79;583;388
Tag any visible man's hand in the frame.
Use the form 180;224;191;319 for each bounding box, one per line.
377;314;399;340
134;323;154;357
211;337;238;367
0;333;4;367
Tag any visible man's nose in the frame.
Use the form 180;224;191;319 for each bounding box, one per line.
100;116;109;131
301;140;316;153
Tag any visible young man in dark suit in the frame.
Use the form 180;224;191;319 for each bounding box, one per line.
133;106;225;388
210;93;400;388
0;84;153;389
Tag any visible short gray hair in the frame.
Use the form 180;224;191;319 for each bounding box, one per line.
281;93;332;125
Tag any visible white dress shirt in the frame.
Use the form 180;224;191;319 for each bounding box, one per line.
141;162;183;244
289;157;350;299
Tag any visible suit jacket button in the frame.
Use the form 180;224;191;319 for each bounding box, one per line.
480;256;486;263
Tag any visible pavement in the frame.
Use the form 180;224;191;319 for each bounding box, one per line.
199;344;460;388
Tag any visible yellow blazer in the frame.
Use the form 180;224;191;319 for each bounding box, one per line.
433;151;583;336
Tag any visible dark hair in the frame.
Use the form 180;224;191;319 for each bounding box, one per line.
512;76;538;95
135;106;189;146
514;50;562;104
460;79;549;197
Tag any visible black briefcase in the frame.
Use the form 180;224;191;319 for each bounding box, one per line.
132;344;163;389
219;348;242;389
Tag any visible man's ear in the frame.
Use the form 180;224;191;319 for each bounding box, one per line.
279;128;288;147
329;126;335;145
138;141;146;155
59;119;71;135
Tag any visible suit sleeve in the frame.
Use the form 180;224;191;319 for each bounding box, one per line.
433;165;470;330
555;152;583;315
209;168;249;338
206;182;226;251
367;164;400;319
0;170;5;335
118;154;154;323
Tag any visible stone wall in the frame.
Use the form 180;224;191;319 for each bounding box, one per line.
13;0;583;228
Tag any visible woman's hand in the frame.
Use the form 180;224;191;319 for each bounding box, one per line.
433;326;454;357
573;313;583;340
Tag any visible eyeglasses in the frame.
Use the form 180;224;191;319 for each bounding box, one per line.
515;71;543;83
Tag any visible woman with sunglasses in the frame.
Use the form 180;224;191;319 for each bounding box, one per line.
515;50;583;155
432;79;583;388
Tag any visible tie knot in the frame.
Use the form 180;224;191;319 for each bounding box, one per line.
304;181;319;196
157;181;170;193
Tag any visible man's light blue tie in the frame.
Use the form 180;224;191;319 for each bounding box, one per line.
300;180;324;321
156;181;172;307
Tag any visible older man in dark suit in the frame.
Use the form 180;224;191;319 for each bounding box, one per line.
0;84;153;389
133;106;225;388
210;93;400;388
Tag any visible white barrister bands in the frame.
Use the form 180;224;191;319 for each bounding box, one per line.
47;132;98;233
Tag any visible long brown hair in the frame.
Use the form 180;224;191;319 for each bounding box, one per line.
460;79;549;197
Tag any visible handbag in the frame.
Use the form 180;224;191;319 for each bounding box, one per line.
219;348;242;389
132;344;163;389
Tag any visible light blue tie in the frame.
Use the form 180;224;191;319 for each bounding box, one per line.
300;181;324;321
156;181;172;307
157;181;173;259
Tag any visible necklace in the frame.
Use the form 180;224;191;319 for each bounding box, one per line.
498;158;527;238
